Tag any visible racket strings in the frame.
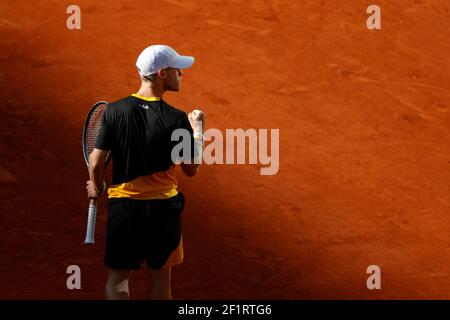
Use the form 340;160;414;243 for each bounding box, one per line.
85;105;106;156
84;104;111;165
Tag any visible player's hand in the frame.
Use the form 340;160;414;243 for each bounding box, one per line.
188;109;205;133
86;180;104;199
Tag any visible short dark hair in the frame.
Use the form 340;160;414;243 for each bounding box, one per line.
137;66;157;82
142;73;157;82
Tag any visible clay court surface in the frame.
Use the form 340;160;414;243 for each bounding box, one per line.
0;0;449;299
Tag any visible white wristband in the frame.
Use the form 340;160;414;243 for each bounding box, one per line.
193;132;204;139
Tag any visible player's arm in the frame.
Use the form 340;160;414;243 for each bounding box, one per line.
86;148;107;198
180;109;204;177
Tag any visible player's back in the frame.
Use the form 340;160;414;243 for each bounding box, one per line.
96;94;193;200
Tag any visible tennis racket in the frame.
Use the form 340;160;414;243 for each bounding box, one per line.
82;101;111;244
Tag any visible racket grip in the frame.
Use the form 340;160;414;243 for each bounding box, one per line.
84;199;97;244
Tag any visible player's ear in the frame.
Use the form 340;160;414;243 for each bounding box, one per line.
157;68;166;79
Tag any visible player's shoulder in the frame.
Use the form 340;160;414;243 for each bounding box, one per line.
161;100;186;116
161;100;189;121
161;100;191;130
106;96;133;112
103;97;135;121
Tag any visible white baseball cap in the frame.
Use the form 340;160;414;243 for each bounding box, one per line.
136;45;195;77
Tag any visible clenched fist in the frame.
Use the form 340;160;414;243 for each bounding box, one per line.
188;109;205;133
86;180;106;199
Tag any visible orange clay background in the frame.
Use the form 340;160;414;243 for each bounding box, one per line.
0;0;449;299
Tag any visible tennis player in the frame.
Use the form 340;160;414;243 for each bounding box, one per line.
86;45;204;300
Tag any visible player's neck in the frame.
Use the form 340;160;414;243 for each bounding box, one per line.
136;82;165;99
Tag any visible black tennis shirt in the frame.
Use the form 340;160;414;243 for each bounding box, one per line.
95;94;195;185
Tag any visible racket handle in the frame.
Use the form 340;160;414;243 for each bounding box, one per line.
84;198;97;244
